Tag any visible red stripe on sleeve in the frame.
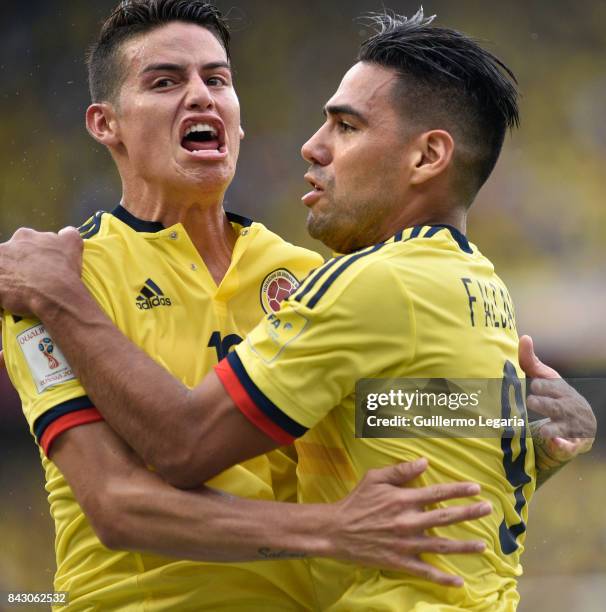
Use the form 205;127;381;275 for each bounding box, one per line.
214;359;295;446
40;408;104;457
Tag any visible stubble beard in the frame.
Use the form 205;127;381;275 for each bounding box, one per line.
306;195;384;255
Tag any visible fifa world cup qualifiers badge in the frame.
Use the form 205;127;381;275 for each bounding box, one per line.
17;324;76;393
38;337;60;369
260;268;300;313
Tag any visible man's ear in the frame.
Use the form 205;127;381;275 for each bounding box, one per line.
409;130;454;185
85;103;121;148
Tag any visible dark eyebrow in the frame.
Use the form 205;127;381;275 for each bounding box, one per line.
140;61;231;75
323;104;368;125
141;62;186;75
202;61;231;72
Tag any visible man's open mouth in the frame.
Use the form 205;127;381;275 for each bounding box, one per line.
180;121;225;153
304;173;324;192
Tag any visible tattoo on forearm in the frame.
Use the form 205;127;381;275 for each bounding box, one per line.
257;547;308;560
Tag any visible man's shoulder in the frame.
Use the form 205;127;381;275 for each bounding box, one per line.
242;219;324;285
77;211;142;262
76;212;150;299
290;243;405;313
77;210;106;240
77;210;130;243
250;220;322;261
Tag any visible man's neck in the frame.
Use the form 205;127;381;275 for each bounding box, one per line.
385;196;467;240
120;188;238;286
405;210;467;235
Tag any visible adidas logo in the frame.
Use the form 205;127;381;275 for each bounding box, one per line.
136;278;172;310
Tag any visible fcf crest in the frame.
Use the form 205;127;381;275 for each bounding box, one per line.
38;337;60;369
260;269;299;313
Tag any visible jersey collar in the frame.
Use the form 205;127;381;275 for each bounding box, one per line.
392;223;473;254
111;205;165;233
110;205;253;233
331;223;473;258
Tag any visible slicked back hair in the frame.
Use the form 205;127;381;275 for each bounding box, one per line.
87;0;230;103
358;9;519;204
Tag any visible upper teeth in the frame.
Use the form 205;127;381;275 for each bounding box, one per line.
185;123;217;137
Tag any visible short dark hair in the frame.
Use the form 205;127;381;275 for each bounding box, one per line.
87;0;230;103
358;9;519;203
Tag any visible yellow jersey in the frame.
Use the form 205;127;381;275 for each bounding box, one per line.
2;205;323;611
218;224;536;611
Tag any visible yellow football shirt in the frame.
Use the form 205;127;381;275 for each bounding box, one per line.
2;205;323;611
218;224;536;611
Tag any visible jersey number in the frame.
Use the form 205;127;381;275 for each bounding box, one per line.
499;360;532;554
208;331;243;361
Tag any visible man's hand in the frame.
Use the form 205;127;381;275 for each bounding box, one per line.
519;335;596;460
331;458;490;587
0;227;83;316
519;335;596;487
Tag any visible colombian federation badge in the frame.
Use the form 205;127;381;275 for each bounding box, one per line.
17;323;76;393
260;269;300;313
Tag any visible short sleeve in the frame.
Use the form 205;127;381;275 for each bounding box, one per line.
215;256;415;443
1;241;117;456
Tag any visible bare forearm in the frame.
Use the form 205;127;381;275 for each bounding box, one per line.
37;281;195;473
56;422;329;563
104;459;491;578
104;468;330;562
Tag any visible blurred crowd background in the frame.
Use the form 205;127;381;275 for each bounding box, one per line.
1;1;604;610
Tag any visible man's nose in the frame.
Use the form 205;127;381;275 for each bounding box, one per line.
301;126;331;166
185;75;213;110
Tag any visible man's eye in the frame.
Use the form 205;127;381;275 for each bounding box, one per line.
338;121;355;133
207;76;227;87
154;78;177;88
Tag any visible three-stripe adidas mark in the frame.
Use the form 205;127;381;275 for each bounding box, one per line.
136;279;172;310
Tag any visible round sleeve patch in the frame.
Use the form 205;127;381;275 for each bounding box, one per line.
260;268;300;313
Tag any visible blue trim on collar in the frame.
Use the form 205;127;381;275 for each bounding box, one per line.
425;224;472;254
111;205;253;233
226;211;253;227
111;205;165;233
